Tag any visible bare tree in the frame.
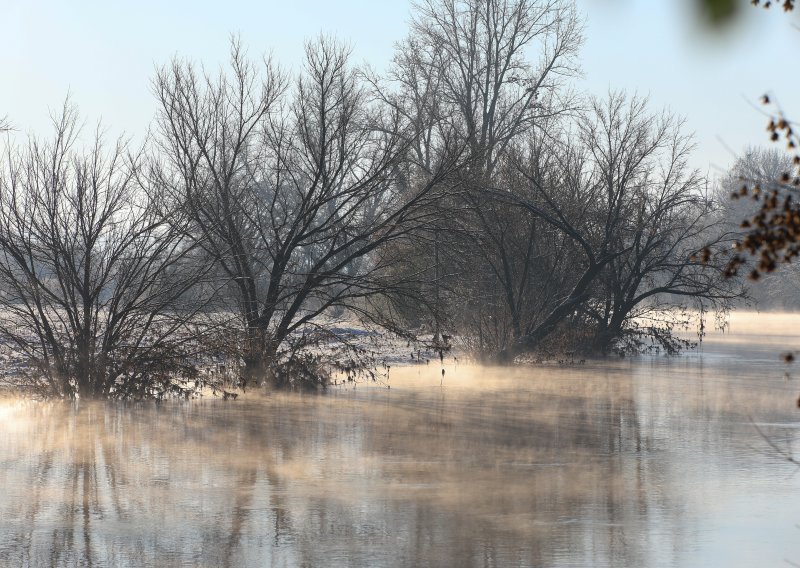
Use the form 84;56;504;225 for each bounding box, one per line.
404;0;582;175
583;155;741;353
482;93;740;358
0;104;210;398
374;0;583;345
382;2;736;361
153;39;459;388
718;148;800;309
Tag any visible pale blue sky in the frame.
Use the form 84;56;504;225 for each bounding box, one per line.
2;0;799;177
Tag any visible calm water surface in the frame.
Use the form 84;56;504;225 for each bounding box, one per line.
2;312;800;567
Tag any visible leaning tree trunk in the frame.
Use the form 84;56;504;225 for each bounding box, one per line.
494;262;606;363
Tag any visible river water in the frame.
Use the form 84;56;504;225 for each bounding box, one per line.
1;312;799;567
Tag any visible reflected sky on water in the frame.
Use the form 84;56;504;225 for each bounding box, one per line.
1;312;799;567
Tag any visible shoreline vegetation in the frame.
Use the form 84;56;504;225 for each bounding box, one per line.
0;0;764;399
0;309;789;401
0;308;774;401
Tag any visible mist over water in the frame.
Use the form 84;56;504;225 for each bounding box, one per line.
1;312;799;567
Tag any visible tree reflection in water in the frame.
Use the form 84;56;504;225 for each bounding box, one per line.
1;321;800;567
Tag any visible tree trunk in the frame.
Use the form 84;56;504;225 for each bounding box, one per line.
241;326;282;390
